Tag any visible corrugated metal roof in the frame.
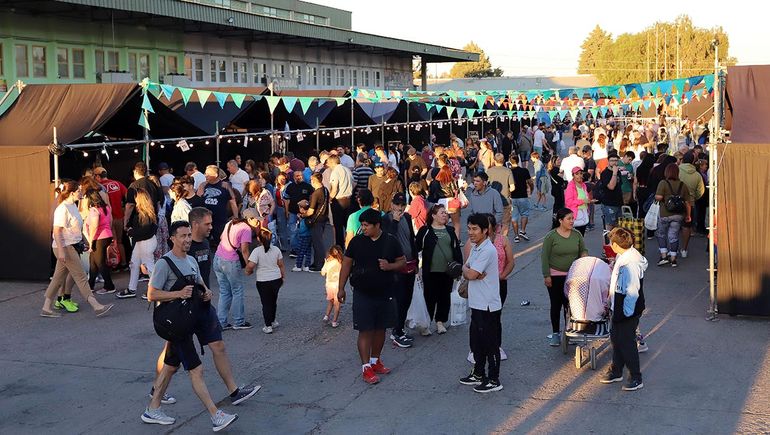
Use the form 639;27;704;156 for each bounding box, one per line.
53;0;478;63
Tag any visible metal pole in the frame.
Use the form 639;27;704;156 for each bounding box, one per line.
215;121;220;166
429;112;433;142
315;117;320;153
53;126;59;187
406;100;410;145
350;96;355;149
381;116;385;146
707;42;720;320
143;109;150;167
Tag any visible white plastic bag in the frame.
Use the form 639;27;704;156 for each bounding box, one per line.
450;280;468;326
406;273;430;330
644;201;660;231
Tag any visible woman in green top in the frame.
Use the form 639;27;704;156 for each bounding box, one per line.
654;163;692;268
415;204;463;335
541;208;588;346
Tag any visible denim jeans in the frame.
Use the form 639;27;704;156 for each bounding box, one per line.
287;213;299;252
656;214;683;256
602;205;621;227
214;256;245;326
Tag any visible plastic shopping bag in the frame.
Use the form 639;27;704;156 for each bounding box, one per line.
406;273;430;330
644;201;660;231
450;280;468;326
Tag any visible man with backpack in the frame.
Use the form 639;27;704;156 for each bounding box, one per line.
143;221;257;431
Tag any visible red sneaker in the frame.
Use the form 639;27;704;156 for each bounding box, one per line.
371;359;391;375
362;366;380;384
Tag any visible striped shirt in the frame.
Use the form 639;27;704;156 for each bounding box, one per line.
352;165;374;196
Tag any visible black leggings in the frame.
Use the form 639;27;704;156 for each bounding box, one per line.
546;275;568;333
89;237;115;291
423;272;453;323
499;279;508;306
256;278;283;327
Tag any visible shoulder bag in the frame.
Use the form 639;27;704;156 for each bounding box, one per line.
226;221;247;268
153;257;202;342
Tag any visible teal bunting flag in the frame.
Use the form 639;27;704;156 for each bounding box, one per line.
579;109;588;119
467;108;476;118
569;110;579;120
542;90;555;99
703;75;715;91
265;96;281;114
195;89;212;108
558;110;568;119
631;101;641;111
434;105;444;114
138;111;150;130
282;97;298;113
643;100;652;110
474;95;487;109
590;108;599;118
446;106;456;118
141;93;155;113
528;111;537;118
599;107;608;117
672;78;688;94
231;93;246;109
640;82;656;97
298;97;314;114
517;110;525;118
213;91;228;108
160;84;176;101
334;98;347;107
178;87;193;106
425;103;435;113
658;80;673;95
689;75;704;87
548;110;557;119
664;95;673;105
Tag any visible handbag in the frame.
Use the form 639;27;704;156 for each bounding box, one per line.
225;221;247;268
645;201;660;231
456;278;469;298
574;207;589;227
406;274;431;329
106;238;121;267
153;257;202;342
432;231;463;279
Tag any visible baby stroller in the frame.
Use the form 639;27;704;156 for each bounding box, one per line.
561;257;612;369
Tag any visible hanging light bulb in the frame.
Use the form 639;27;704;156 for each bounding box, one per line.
205;140;210;145
101;149;107;155
227;139;232;143
249;137;254;142
113;149;119;155
134;148;139;153
258;137;263;141
189;143;194;148
82;151;89;157
150;141;156;147
160;144;165;149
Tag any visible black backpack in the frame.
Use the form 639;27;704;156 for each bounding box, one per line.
153;256;203;342
592;179;606;204
664;180;685;213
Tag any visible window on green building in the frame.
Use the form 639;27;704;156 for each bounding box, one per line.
57;48;69;79
107;50;119;72
158;56;166;79
139;54;150;79
128;53;137;79
95;49;104;74
16;45;29;77
167;56;178;75
32;46;46;78
72;49;85;78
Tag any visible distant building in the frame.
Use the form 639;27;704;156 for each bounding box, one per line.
0;0;477;93
421;75;599;92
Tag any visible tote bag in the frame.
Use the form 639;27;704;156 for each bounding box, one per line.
644;201;660;231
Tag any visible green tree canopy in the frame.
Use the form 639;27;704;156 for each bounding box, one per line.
449;42;504;78
577;15;736;85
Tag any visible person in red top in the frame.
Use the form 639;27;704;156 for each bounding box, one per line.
94;167;128;269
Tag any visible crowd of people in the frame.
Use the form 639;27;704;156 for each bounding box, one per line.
41;113;711;428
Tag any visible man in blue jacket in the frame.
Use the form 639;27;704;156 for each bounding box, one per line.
601;228;648;391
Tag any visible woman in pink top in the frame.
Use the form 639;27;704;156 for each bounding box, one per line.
84;190;115;293
564;167;593;235
407;182;428;232
214;208;262;329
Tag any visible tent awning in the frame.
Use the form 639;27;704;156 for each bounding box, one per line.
0;84;138;147
725;65;770;143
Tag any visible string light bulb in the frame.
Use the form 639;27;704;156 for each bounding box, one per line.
205;140;210;145
82;151;89;157
160;144;165;149
150;141;156;146
114;150;119;155
134;148;139;153
249;137;254;142
227;139;232;143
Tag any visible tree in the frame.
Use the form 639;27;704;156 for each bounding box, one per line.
449;42;504;78
578;25;613;75
577;15;737;85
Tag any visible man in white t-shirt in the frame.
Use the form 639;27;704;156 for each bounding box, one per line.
533;123;546;154
185;162;206;190
328;154;354;246
459;213;502;393
560;146;586;182
227;160;250;194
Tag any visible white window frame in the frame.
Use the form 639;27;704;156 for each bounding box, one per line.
374;70;381;88
363;70;370;87
72;48;85;79
323;67;332;86
210;57;227;83
57;47;69;79
306;65;318;86
336;68;345;87
350;69;358;87
291;64;302;86
253;60;268;85
232;59;247;84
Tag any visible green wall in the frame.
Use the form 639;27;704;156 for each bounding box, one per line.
0;10;184;90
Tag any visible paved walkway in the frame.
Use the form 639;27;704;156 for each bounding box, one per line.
1;205;768;434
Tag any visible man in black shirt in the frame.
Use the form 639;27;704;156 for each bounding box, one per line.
338;208;405;385
599;152;624;230
305;173;329;272
284;171;313;253
124;161;162;232
198;165;239;244
582;145;599;229
509;155;534;243
188;207;213;286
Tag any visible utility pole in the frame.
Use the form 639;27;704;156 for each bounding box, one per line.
655;24;659;81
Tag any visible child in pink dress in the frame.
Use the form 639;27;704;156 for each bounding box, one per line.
321;245;344;327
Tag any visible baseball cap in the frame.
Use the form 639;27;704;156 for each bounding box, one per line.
374;162;384;168
572;167;584;175
158;162;169;171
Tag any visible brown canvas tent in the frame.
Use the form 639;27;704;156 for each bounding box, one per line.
716;65;770;315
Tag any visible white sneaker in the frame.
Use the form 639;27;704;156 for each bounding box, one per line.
291;267;302;272
436;322;447;334
680;250;688;258
211;409;238;432
420;326;432;336
302;266;310;272
262;326;273;334
142;407;175;425
271;321;280;328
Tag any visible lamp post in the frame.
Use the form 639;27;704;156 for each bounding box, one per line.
707;38;720;320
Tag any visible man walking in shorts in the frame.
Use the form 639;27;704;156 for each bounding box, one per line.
338;209;406;384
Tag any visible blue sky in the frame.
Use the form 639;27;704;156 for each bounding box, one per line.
315;0;770;76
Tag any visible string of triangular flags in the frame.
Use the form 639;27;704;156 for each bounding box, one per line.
137;74;714;130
